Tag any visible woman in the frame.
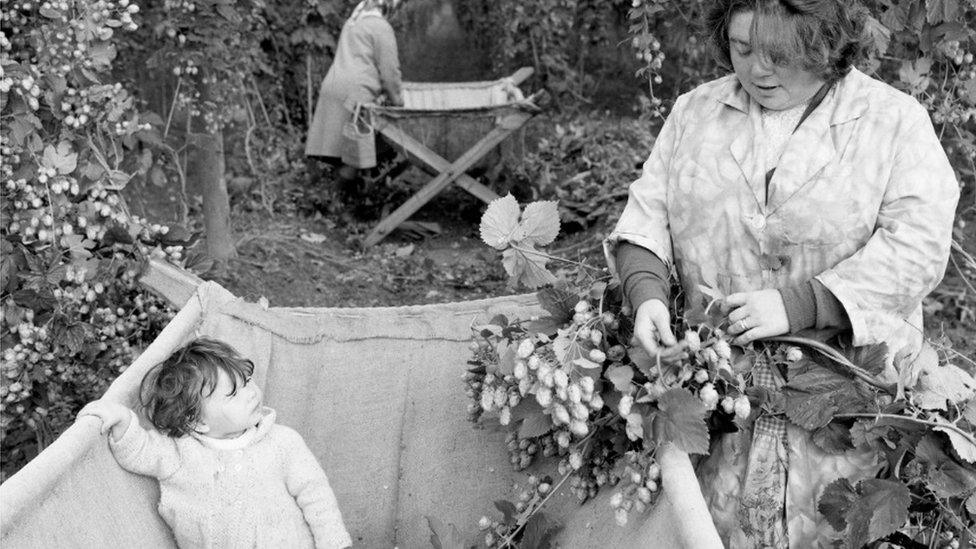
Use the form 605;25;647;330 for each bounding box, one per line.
608;0;959;546
305;0;404;194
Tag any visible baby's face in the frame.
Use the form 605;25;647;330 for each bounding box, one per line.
197;369;263;439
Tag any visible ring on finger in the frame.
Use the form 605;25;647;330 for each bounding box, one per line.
735;319;748;332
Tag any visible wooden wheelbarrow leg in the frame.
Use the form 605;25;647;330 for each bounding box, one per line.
364;110;534;247
376;123;499;204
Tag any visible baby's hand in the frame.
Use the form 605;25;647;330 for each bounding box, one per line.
79;400;132;440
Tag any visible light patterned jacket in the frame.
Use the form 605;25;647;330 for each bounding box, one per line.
305;10;402;159
607;68;959;547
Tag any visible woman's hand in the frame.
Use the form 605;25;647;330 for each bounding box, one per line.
723;289;789;345
634;299;678;356
79;399;132;441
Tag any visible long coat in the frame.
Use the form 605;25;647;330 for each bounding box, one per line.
305;12;402;159
608;68;959;547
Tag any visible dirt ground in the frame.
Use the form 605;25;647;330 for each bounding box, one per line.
125;157;975;362
210;205;516;308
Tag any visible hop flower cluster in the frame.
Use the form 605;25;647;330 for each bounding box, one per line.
0;0;179;481
476;474;555;548
465;285;756;531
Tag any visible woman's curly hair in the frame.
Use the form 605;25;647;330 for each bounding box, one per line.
139;338;255;437
706;0;874;83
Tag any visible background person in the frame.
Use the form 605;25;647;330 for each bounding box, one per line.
305;0;404;205
608;0;959;546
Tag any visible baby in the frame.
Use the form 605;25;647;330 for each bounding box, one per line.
80;337;352;548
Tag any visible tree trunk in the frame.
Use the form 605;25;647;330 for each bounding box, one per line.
188;131;236;265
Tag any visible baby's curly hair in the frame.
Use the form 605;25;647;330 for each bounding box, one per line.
706;0;874;83
139;337;255;437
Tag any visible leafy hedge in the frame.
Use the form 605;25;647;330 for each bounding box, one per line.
0;0;360;481
0;0;184;480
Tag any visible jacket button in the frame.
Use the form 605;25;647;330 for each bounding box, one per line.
751;215;767;230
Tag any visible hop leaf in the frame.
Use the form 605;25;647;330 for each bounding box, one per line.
42;142;78;175
653;388;709;454
480;194;525;250
913;362;976;410
934;423;976;464
479;194;560;250
605;365;635;392
536;285;578;324
783;368;872;430
480;195;561;288
501;245;557;289
553;328;583;367
818;478;857;532
844;479;910;549
426;516;469;549
519;201;560;247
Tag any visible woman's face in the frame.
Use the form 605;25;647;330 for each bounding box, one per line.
728;11;825;111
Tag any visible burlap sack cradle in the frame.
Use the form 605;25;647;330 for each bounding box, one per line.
0;281;721;548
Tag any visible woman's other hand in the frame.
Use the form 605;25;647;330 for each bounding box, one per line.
723;289;790;345
634;299;678;356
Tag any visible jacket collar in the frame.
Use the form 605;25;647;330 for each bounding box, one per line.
715;67;870;125
719;68;870;212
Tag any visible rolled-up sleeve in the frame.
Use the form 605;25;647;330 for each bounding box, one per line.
816;104;959;345
604;95;687;276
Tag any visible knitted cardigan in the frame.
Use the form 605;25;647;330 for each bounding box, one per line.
109;407;352;549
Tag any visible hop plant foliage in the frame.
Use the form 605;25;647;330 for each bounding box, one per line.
463;198;976;548
0;0;184;480
480;194;561;289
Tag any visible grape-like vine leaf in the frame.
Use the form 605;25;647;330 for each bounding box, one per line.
480;194;561;251
480;194;525;250
552;328;583;367
914;434;976;499
605;365;634;392
844;479;910;549
818;478;857;532
934;424;976;464
963;399;976;426
426;515;470;549
913;362;976;410
42;142;77;175
811;422;855;455
519;411;552;439
519;201;560;247
536;285;577;324
494;341;517;376
653;388;709;455
494;500;517;525
783;367;871;430
520;513;561;549
501;245;558;289
481;195;561;288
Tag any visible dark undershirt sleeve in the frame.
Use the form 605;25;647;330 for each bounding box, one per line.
615;241;670;309
779;279;852;332
617;241;850;331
